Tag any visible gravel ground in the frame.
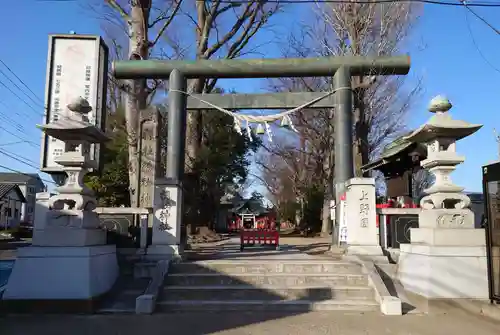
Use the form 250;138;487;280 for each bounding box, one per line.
1;310;500;335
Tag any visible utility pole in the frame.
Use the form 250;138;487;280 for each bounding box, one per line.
494;128;500;159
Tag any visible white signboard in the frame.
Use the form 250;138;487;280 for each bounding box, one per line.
339;195;348;243
40;34;108;173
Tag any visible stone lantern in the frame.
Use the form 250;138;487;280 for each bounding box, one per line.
397;95;489;301
406;96;481;212
2;97;118;309
36;97;109;245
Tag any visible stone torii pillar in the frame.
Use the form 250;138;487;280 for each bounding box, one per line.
112;55;411;255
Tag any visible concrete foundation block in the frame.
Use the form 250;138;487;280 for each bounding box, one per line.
2;245;118;300
380;296;403;315
135;294;155;314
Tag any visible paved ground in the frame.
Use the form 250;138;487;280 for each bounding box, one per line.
1;310;500;335
2;236;500;334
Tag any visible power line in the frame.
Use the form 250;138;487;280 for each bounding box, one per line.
0;111;27;132
0;77;43;118
0;59;45;150
0;125;40;149
463;8;500;73
33;0;500;6
461;1;500;35
0;59;44;105
460;0;500;73
0;92;40;125
0;140;31;147
0;148;39;166
0;163;55;185
0;68;44;109
493;128;500;159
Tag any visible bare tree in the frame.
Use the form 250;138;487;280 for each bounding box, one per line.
412;168;434;202
256;148;302;222
95;0;280;208
171;1;281;177
95;0;182;206
261;1;422;233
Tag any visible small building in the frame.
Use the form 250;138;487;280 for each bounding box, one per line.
227;198;276;231
216;187;245;232
0;173;45;225
362;132;427;205
0;184;27;229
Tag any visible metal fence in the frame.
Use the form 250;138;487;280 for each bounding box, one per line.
377;208;420;249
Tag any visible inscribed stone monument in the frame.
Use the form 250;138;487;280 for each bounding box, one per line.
139;107;163;209
345;178;385;260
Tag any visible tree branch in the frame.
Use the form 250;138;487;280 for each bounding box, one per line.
150;0;183;47
105;0;131;23
202;1;254;58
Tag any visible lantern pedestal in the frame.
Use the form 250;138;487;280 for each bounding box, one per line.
2;245;117;306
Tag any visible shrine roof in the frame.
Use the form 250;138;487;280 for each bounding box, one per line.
362;131;425;173
230;198;269;215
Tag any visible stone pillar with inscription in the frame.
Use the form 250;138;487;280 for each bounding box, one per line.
138;106;164;209
147;71;186;261
344;178;386;261
397;96;488;300
2;98;118;309
137;107;163;253
147;181;183;261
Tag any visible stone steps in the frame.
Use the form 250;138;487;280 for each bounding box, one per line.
98;275;150;313
162;285;374;301
157;259;378;313
169;260;362;275
156;299;379;312
165;273;368;286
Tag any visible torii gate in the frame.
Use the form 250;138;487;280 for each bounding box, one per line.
112;56;410;253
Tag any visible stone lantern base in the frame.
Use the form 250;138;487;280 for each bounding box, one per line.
397;208;489;300
2;243;118;312
2;209;118;312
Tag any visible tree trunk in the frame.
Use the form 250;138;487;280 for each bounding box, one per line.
125;1;150;207
294;196;302;227
353;86;370;177
321;198;330;236
184;0;211;233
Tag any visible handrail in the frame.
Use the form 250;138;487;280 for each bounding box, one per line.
95;207;151;215
377;208;421;215
95;207;152;250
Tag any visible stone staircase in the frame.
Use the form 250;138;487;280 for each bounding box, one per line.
98;254;154;313
156;257;379;312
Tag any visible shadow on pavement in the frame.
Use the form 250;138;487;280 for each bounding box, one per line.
0;242;346;335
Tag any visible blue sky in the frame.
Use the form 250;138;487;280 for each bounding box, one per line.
0;1;499;193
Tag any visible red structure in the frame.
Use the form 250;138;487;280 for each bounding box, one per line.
240;229;279;251
223;197;279;251
226;198;276;232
